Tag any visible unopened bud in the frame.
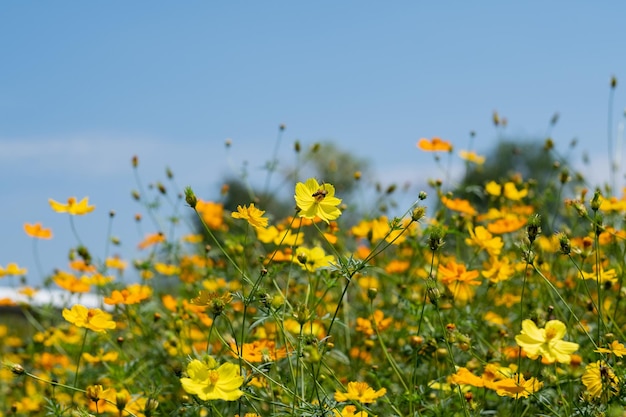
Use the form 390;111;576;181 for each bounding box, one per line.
11;364;25;375
557;232;571;255
411;206;426;222
367;287;378;301
526;214;541;244
590;189;602;212
184;187;197;208
131;155;139;168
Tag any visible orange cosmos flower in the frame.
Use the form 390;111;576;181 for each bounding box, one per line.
104;284;152;305
53;270;91;293
493;374;543;398
417;137;453;152
49;197;95;215
441;196;477;216
438;260;481;303
137;232;165;250
231;339;288;362
23;223;53;239
487;216;526;234
195;199;225;230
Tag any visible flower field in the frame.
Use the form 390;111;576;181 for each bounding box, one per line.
2;135;626;417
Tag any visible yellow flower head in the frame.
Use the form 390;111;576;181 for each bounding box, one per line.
335;381;386;404
514;319;579;364
459;150;486;165
485;181;502;197
62;304;116;333
333;405;370;417
582;361;619;400
231;203;269;230
294;178;342;223
595;340;626;358
294;246;335;272
465;225;503;257
503;182;528;201
49;197;95;215
180;357;244;401
0;263;28;277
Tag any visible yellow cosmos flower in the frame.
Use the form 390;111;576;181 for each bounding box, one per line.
333;405;370;417
335;381;386;404
105;256;127;271
481;256;515;283
417;137;453;152
294;178;342;223
180;357;244;401
154;262;180;276
582;361;619;401
502;182;528;201
294;246;335;272
594;340;626;357
485;181;502;196
0;263;28;277
514;319;579;364
62;304;116;333
459;150;486;165
48;197;95;215
581;266;618;285
231;203;269;229
23;222;53;239
465;225;503;257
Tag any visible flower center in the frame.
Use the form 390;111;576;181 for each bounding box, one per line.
544;327;557;341
208;370;220;386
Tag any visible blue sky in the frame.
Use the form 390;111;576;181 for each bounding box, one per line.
1;2;625;286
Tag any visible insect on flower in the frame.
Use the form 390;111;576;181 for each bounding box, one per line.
311;187;328;201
